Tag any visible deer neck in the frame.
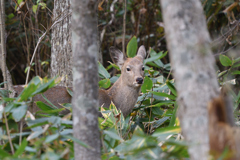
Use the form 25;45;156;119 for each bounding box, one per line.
107;76;141;117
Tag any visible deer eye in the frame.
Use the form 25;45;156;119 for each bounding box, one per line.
142;66;144;71
126;67;131;71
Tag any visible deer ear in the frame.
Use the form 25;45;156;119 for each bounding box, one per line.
109;47;126;69
136;45;146;61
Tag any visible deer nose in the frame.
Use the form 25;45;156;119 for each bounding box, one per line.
136;77;143;84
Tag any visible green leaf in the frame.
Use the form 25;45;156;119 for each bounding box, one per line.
32;5;38;14
7;13;14;19
45;133;59;143
39;2;46;9
152;117;169;129
149;49;164;67
233;57;240;63
152;126;180;140
141;77;153;93
169;102;178;127
36;101;55;111
0;148;10;158
218;70;228;77
99;78;111;89
231;71;240;75
103;130;123;141
18;83;37;101
219;55;232;67
24;66;30;73
31;78;57;96
144;53;163;64
41;94;58;109
11;105;28;122
63;135;92;149
66;87;73;97
13;138;27;157
127;36;138;58
166;81;177;96
150;91;176;100
232;62;240;68
98;62;110;79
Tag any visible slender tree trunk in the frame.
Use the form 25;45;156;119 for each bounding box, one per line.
160;0;219;159
71;1;100;159
0;0;15;97
51;0;72;86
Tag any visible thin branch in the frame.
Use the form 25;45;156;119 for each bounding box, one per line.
25;11;71;84
100;0;118;42
122;0;127;55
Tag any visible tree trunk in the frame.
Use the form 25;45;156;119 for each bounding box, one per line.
0;0;15;97
51;0;72;86
160;0;219;159
71;1;100;160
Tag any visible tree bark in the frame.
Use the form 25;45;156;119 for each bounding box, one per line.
160;0;219;159
0;0;15;97
51;0;72;86
71;0;100;159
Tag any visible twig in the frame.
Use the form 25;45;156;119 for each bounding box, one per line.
3;113;15;154
100;0;118;42
214;41;240;56
122;0;127;54
25;11;71;85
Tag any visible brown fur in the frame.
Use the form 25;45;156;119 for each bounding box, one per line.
208;96;240;160
99;45;146;117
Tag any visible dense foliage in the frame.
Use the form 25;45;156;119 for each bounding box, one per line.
0;0;240;159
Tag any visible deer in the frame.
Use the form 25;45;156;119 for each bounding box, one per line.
10;46;146;117
98;45;146;118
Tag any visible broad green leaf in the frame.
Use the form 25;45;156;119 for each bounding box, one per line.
166;80;177;96
127;36;138;58
219;55;232;67
98;62;110;78
150;91;176;100
18;83;38;101
152;117;169;129
35;101;55;111
4;103;14;112
141;76;153;93
45;133;59;143
103;130;123;141
144;54;162;64
152;126;181;140
12;105;28;122
31;77;57;96
99;78;111;89
13;138;27;157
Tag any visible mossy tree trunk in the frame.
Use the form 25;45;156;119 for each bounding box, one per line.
160;0;220;159
71;0;100;159
51;0;72;86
